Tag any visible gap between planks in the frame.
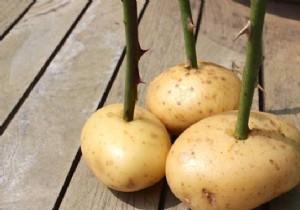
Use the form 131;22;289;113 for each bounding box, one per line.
59;0;202;209
0;0;92;135
157;1;206;209
52;1;150;209
0;0;36;40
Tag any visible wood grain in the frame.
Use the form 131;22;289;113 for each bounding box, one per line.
0;0;299;210
163;1;250;209
60;0;201;209
196;0;260;109
0;0;33;37
263;2;300;209
0;0;131;209
0;0;87;127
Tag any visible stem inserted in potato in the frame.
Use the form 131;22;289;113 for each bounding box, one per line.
235;0;267;140
122;0;144;122
178;0;198;69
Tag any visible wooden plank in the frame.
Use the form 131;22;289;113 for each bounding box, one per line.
60;160;162;210
163;1;260;209
0;0;33;37
0;0;87;127
0;0;134;209
263;2;300;210
60;0;201;209
194;0;260;108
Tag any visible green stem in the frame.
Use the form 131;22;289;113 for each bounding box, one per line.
122;0;140;122
178;0;198;69
235;0;267;140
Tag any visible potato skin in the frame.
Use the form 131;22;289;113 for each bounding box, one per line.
81;104;171;192
145;62;241;135
166;111;300;210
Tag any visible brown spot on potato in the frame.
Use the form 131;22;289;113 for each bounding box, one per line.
269;159;280;170
177;101;181;106
126;178;136;189
202;188;216;207
221;77;226;81
167;90;172;94
151;133;158;139
207;80;212;84
190;87;194;91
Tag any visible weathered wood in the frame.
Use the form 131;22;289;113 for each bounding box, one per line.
60;0;201;209
0;0;88;128
0;0;33;37
162;1;250;209
196;0;260;108
0;0;133;209
0;0;299;210
263;2;300;210
60;160;162;210
152;1;262;209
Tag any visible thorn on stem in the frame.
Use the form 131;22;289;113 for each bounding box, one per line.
234;20;251;41
187;17;195;32
256;83;266;95
135;67;145;84
138;48;149;59
138;41;149;59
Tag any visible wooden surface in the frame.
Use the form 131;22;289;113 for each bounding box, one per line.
0;0;88;127
0;0;299;210
264;2;300;209
0;0;33;38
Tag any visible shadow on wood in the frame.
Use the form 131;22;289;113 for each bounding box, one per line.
234;0;300;21
266;107;300;115
109;181;163;209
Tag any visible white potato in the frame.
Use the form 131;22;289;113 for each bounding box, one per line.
146;62;241;135
81;103;171;192
166;111;300;210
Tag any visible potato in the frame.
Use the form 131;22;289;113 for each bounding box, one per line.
81;103;171;192
166;111;300;210
145;62;241;135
